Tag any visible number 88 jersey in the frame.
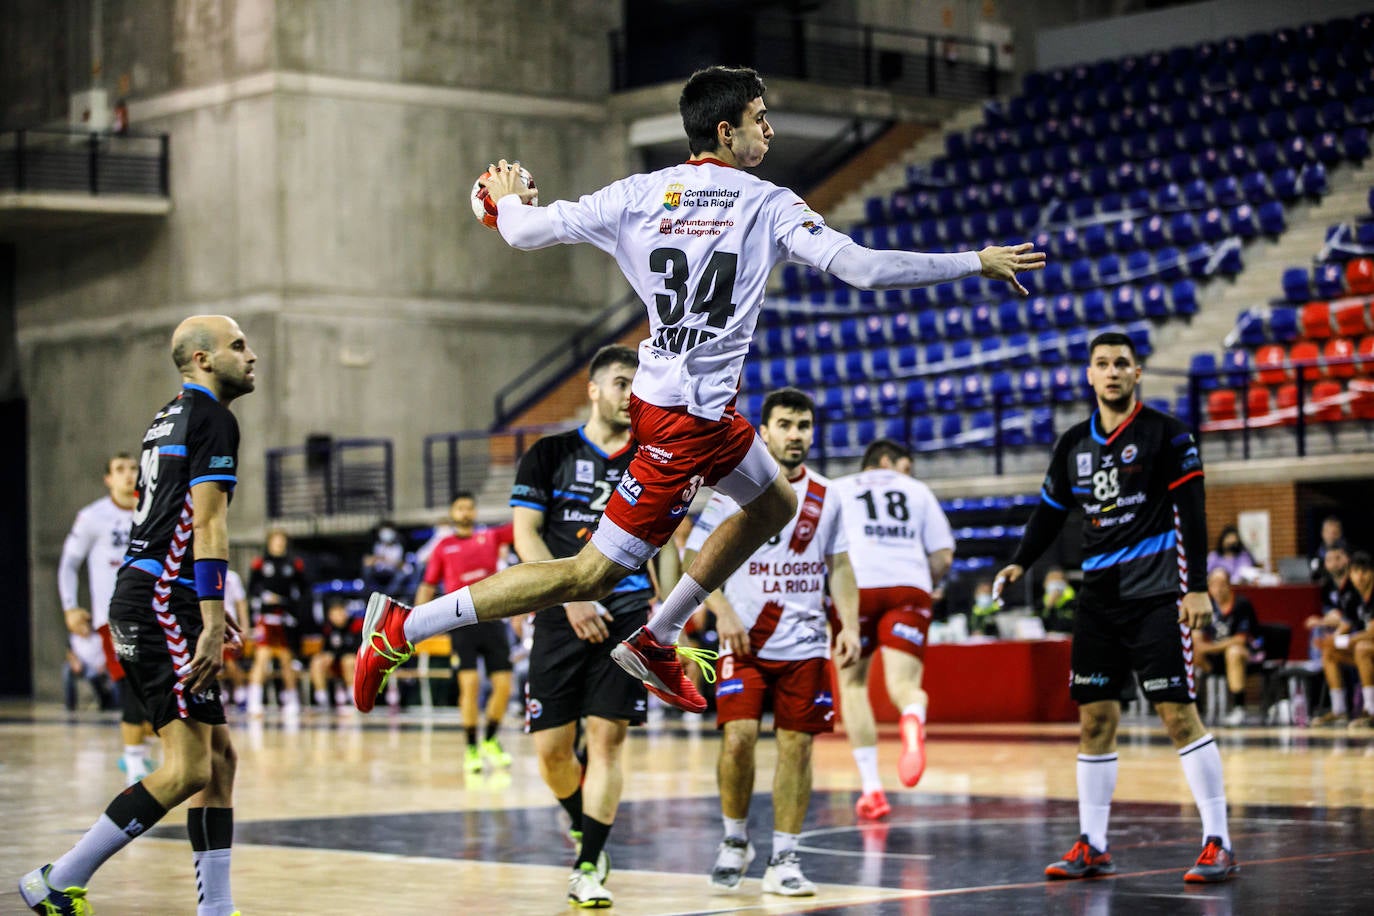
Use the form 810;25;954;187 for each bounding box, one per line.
830;468;954;592
541;159;851;422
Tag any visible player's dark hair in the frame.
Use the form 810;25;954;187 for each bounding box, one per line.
680;66;767;156
1323;514;1343;526
760;387;814;425
105;451;132;474
860;438;911;470
451;490;476;503
1351;550;1372;570
589;344;638;380
1088;331;1137;361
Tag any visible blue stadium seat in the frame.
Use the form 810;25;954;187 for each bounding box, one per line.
839;318;862;350
1007;332;1033;368
1000;410;1029;448
924;341;946;369
870;348;892;378
850;384;874;417
864;197;886;224
1235;309;1266;348
1170;212;1199;246
1241;171;1274;204
743;361;763;391
1052;295;1078;329
1343;126;1370;161
910;416;935;448
998;298;1023;332
881;416;909;444
780;264;802;297
1228;204;1258;239
1156;182;1183;210
890;312;914;344
862;314;886;346
939;413;962;446
1221;349;1250;387
1315;262;1345;299
1049;366;1078;403
855;418;877;446
1199;208;1226;243
1083;223;1110;257
1183;178;1210;210
817;351;838;383
813;321;836;353
991;370;1015;405
916;310;940;341
1112;219;1139;252
971;303;996;338
1213;175;1243;208
877;381;902;415
1019;368;1045;404
1024;296;1050;331
904;378;929;412
1281;267;1310;303
951;339;974;364
818;385;845;420
1098;254;1123;286
933;377;958;412
1301;161;1328;197
979;336;1006;368
944;307;969;340
1070;258;1096;291
1189;352;1219;390
892;343;917;374
1142;215;1167;249
1066;328;1091;362
1037;331;1065;366
1126;321;1152;357
1269;305;1298;342
961;375;986;409
1111;286;1140;321
968;411;995;448
1041;262;1068;295
766;357;791;387
1156;246;1185;282
843;349;866;380
792;356;815;388
1141;282;1168;319
1031;408;1056;445
1172;280;1199;317
1081;289;1108;324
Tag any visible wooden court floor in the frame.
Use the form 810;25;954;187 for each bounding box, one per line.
2;700;1372;915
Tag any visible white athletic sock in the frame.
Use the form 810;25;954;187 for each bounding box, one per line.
1076;753;1118;852
646;574;708;645
901;703;927;724
246;682;264;714
772;830;800;858
1331;689;1348;715
121;744;146;785
852;745;884;793
49;815;133;889
314;688;328;707
1363;686;1374;717
193;848;234;916
1178;734;1229;848
723;815;748;841
404;586;478;644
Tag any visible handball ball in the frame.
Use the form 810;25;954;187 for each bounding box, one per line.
471;165;537;229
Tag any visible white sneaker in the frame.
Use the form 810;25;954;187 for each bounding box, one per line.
1223;706;1246;727
762;849;816;897
709;836;755;890
567;861;613;908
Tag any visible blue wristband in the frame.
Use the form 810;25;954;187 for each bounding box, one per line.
194;558;229;601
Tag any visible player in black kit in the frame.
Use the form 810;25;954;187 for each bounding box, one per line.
510;345;659;909
21;316;255;916
996;331;1237;885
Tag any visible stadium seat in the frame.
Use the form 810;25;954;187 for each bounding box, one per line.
1142;215;1168;250
792;356;816;388
1207;389;1238;423
1200;208;1226;243
838;318;863;350
1314;263;1345;300
944;307;969;340
1127;322;1152;357
1026;296;1052;331
961;375;986;409
813;322;837;353
1282;267;1311;303
890;312;914;344
1111;285;1140;321
1289;341;1322;380
1333;300;1370;337
1272;168;1300;202
1052;295;1077;328
870;348;892;378
1070;258;1096;291
1019;369;1045;404
1081;290;1108;324
1066;328;1091;363
1235;309;1267;347
924;341;946;370
933;377;958;412
819;386;845;421
1301;302;1332;339
1324;338;1357;379
827;421;851;453
1228;204;1258;239
894;345;918;374
998;298;1023;333
745;392;765;422
1031;408;1056;445
990;370;1015;405
843;350;866;380
1170;212;1199;246
1190;352;1220;390
1275;383;1300;425
1346;258;1374;296
1311;380;1346;422
876;381;902;415
939;413;962;446
1049;366;1078;402
917;310;940;341
1259;201;1286;235
910;416;935;448
1222;349;1250;387
1255;344;1289;384
1142;282;1169;319
855;417;877;446
1246;385;1271;420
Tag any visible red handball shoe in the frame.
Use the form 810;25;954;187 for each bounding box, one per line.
353;593;414;713
898;712;927;787
609;627;713;713
1045;835;1116;879
855;789;892;820
1184;836;1238;883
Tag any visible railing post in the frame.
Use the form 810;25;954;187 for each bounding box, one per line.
448;437;458;500
384;440;394;513
88;132;99;194
324;445;335;516
989;41;999;96
927;35;938;95
15;130;26;190
862;25;874;87
159;134;169;195
1295;369;1307;457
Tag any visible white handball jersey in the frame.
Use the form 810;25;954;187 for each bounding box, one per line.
831;469;955;592
543;159;851;420
686;468;847;661
58;496;133;629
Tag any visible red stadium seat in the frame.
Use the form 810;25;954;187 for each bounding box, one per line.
1289;340;1322;380
1255;344;1289;384
1246;385;1271;419
1350;378;1374;420
1207;389;1238;422
1311;380;1345;422
1324;338;1357;378
1301;302;1331;339
1275;383;1299;426
1333;299;1371;337
1346;257;1374;296
1358;336;1374;373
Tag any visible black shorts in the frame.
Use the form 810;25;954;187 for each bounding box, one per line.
108;591;227;732
452;620;512;673
525;607;649;732
1070;596;1196;705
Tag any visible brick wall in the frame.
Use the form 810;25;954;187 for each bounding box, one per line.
1204;481;1298;565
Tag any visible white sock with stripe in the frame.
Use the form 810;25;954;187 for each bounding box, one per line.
1178;734;1229;848
1077;752;1117;852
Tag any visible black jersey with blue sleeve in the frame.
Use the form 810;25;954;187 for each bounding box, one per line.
115;383;239;597
511;427;652;617
1012;402;1208;606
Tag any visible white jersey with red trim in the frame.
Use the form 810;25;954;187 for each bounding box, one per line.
58;496;133;629
830;469;954;592
686;467;847;661
544;159;851;420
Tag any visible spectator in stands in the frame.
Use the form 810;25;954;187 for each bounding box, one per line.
970;580;999;634
1195;568;1263;727
1039;568;1076;633
1310;550;1374;728
1309;516;1346;583
111;98;129;135
246;528;309;719
363;521;412;595
310;596;362;712
1207;526;1257;583
1307;544;1366;726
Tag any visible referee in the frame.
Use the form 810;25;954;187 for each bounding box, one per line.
996;330;1238;884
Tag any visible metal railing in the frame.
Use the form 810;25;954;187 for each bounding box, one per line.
265;438;394;519
423;422;578;509
611;14;1002;100
0;127;169;196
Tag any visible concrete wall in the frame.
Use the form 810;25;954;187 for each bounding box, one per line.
8;0;626;699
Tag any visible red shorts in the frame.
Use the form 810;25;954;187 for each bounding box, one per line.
253;622;293;651
601;396;758;549
857;586;934;660
97;624;126;681
714;654;836;734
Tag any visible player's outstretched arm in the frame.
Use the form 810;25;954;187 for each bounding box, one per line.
978;243;1047;296
826;240;1045;297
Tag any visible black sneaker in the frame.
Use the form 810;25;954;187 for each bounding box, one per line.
1045;834;1116;879
1184;836;1239;883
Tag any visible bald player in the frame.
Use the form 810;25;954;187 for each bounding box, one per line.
22;316;255;916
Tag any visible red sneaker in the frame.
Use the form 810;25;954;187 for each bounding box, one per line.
898;712;927;787
1183;836;1239;883
609;627;711;713
353;593;415;713
1045;835;1116;879
855;789;891;820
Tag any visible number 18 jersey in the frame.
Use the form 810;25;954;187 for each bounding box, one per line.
830;469;954;592
543;158;851;421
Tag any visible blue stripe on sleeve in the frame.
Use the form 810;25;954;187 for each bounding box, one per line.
1040;487;1067;511
190;474;237;487
509;499;547;511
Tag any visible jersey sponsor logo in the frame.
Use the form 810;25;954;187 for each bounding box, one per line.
812;690;834;707
1072;671;1110;687
526;698;543;719
1121;444;1138;464
634;698;647;712
1077;453;1093;477
562;508;599;524
1141;676;1182;692
575;459;595;483
891;622;926;647
511;483;543;500
650;323;718;355
717;678;744;696
156;405;183;418
663;182;684;211
641;444;674;465
208;455;234;469
659;217;673;234
616;473;643;506
1100;454;1114;468
799;208;826;235
143;421;175;442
